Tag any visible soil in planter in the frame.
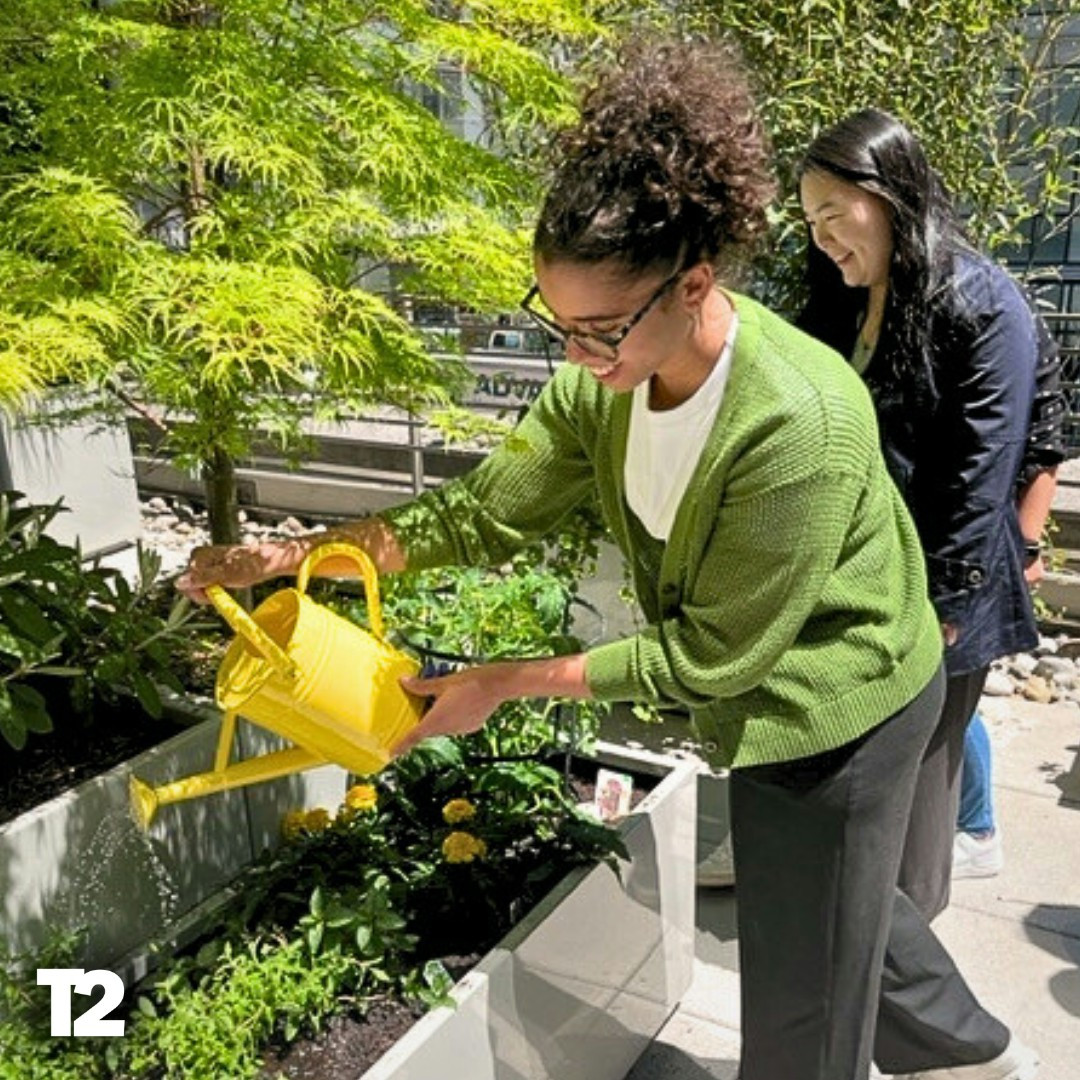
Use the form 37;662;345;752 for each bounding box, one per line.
0;696;188;827
258;956;479;1080
258;1003;428;1080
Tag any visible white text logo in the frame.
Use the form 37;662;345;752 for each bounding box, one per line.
36;968;126;1036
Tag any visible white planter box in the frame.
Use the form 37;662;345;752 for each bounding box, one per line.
0;396;141;557
362;741;699;1080
0;702;346;973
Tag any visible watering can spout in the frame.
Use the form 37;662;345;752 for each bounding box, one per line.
129;744;331;831
130;775;160;830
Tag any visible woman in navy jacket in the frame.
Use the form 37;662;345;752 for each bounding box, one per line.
797;109;1040;926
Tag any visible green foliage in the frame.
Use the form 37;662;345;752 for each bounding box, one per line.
0;516;629;1076
0;491;203;750
0;0;614;540
118;934;356;1079
675;1;1079;310
327;504;609;759
0;933;112;1080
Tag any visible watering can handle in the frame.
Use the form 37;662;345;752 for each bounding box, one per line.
296;542;386;640
205;584;299;680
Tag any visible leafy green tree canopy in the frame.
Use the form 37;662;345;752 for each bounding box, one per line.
0;0;610;540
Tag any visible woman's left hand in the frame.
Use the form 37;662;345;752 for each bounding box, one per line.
392;667;508;756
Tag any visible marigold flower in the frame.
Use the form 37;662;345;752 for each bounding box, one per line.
442;798;476;825
442;831;487;864
281;809;307;841
303;807;333;832
345;784;378;813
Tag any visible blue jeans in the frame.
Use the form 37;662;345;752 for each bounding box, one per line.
957;712;995;835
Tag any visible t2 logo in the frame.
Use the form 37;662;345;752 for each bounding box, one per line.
36;968;126;1036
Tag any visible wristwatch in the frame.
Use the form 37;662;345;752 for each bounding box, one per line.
1023;540;1043;567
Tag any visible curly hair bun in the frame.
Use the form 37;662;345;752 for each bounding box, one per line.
536;38;776;274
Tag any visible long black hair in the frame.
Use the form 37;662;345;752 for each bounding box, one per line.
797;108;975;393
534;38;776;283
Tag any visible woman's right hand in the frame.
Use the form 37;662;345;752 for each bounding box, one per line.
175;540;305;603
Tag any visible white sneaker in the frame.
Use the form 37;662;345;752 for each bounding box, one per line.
900;1035;1039;1079
952;829;1004;879
695;837;735;888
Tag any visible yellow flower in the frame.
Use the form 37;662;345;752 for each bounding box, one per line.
303;807;333;832
345;784;378;813
442;831;487;864
442;798;476;825
281;809;307;841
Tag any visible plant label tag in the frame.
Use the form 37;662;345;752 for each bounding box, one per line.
594;768;633;822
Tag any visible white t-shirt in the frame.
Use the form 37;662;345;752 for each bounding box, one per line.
624;315;738;540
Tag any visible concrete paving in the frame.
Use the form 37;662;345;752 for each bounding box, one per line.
625;695;1080;1080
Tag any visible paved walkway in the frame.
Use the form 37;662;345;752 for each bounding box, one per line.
623;695;1080;1080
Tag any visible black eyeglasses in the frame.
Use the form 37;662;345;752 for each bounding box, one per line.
520;267;684;362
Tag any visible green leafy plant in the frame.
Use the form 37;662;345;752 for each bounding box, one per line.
325;504;610;760
120;933;359;1080
0;932;111;1080
9;741;625;1077
0;490;203;751
0;511;632;1075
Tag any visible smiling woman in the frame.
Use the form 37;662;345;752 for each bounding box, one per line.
797;108;1045;1079
800;169;894;372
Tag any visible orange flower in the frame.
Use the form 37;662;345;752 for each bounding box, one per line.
345;784;378;813
442;798;476;825
442;831;487;864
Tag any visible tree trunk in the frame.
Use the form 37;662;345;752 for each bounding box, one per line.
203;446;240;546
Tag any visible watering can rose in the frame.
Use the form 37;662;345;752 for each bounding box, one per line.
442;831;487;863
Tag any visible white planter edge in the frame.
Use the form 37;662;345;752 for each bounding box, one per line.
360;740;700;1080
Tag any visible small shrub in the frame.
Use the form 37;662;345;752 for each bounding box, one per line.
0;490;205;751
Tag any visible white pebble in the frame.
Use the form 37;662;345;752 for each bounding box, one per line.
982;669;1016;697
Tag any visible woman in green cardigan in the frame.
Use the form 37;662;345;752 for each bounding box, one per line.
179;39;1027;1080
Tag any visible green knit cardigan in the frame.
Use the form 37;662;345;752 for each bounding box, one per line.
384;292;942;768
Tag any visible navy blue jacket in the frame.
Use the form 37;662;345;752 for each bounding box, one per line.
854;256;1039;674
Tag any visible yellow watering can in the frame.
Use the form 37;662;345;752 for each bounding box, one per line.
130;543;424;828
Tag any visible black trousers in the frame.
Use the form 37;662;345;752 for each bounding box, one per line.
897;666;990;921
730;666;1009;1080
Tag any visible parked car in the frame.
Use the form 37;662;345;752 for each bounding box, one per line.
476;327;557;356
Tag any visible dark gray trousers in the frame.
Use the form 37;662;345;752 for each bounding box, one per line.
898;666;990;921
730;666;1009;1080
